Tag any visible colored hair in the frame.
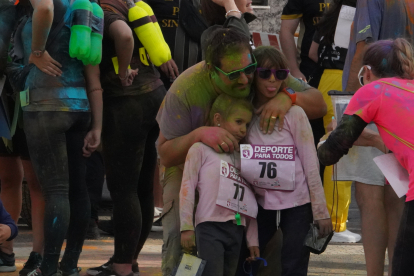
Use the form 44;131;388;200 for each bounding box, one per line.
204;28;252;71
200;0;226;26
210;94;253;124
316;0;357;46
363;38;414;79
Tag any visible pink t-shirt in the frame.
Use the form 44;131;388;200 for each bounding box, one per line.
345;77;414;202
180;142;259;247
246;106;330;221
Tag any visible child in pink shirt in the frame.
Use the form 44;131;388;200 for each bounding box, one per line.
180;94;259;276
241;46;331;275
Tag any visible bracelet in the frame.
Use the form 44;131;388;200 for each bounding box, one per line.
225;9;242;18
119;74;128;81
89;88;103;93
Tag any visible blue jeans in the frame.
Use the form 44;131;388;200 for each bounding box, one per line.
252;203;313;276
23;111;91;275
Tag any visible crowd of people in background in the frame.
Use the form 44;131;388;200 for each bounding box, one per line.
0;0;413;276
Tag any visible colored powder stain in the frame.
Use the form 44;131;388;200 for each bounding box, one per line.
392;80;401;86
374;84;381;89
53;217;57;225
176;114;181;119
385;92;391;97
381;58;387;67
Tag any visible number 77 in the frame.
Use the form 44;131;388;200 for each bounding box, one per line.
233;183;245;201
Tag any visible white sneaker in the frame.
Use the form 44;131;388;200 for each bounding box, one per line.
330;229;361;243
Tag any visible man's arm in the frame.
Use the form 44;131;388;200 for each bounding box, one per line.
280;19;305;80
158;127;239;168
345;41;367;92
296;88;327;119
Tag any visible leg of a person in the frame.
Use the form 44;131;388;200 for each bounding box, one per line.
355;181;387;276
383;185;404;275
153;161;163;209
323;168;352;232
133;125;160;261
251;205;277;275
195;222;225;276
223;224;244;276
279;203;313;276
23;111;73;276
21;160;45;254
161;166;183;276
0;156;23;255
85;151;105;221
392;200;414;276
60;113;91;271
102;92;163;271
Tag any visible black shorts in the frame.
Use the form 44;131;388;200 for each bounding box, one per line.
0;126;30;160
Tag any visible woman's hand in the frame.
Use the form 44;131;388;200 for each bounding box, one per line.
181;230;196;251
257;91;292;133
246;246;260;262
119;68;139;87
83;129;101;157
315;219;333;238
160;59;179;80
29;51;62;77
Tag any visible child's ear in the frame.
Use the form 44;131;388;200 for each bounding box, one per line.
213;113;222;126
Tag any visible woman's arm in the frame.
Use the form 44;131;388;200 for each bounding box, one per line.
83;64;103;157
29;0;62;76
309;41;319;63
318;114;368;166
108;20;138;86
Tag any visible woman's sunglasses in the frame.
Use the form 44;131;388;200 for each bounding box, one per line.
358;65;371;86
214;55;258;81
256;68;290;80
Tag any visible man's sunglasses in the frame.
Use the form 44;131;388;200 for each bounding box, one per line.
256;68;290;80
358;65;371;86
214;56;258;81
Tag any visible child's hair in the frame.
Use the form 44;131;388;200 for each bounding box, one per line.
363;38;414;80
209;94;253;124
200;0;226;26
205;28;252;72
252;46;289;91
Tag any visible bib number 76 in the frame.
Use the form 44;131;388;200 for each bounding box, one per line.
259;162;277;179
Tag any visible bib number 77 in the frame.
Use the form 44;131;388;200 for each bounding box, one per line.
259;162;277;179
233;183;245;201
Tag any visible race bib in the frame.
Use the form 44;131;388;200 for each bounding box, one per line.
216;160;258;219
240;144;296;190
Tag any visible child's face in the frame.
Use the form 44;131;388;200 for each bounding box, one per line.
221;108;253;142
254;67;285;102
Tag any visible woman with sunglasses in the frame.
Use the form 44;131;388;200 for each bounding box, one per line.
242;46;332;276
318;38;414;276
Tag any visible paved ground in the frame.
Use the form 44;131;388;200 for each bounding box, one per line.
2;185;389;276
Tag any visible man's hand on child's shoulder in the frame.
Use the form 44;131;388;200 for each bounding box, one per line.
0;224;12;243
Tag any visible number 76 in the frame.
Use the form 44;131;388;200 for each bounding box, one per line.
259;162;277;179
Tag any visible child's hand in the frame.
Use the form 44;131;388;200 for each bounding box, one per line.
315;219;333;238
246;246;260;262
181;230;196;251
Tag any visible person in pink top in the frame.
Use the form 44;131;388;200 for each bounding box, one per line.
241;46;332;276
318;38;414;276
180;94;259;276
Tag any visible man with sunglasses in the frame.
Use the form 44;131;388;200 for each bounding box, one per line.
156;28;326;276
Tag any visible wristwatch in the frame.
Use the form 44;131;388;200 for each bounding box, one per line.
280;87;297;104
31;49;45;58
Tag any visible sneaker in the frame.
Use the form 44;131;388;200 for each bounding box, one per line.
27;268;61;276
87;258;113;276
96;268;134;276
19;252;42;276
87;258;139;276
86;219;101;240
151;218;163;232
59;266;81;276
330;229;362;243
0;250;16;272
